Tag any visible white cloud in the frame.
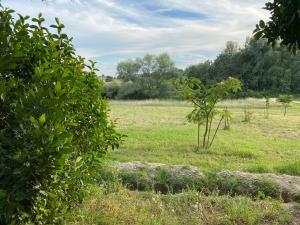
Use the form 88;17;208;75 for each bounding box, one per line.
2;0;270;75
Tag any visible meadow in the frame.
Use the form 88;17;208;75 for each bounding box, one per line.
65;98;300;225
109;99;300;175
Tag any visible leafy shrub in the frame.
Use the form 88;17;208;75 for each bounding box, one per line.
0;7;122;224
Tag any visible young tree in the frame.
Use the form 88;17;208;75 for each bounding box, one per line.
277;94;293;116
264;96;270;119
243;107;254;123
221;107;232;130
177;77;241;149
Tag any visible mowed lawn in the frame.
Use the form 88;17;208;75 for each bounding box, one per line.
108;99;300;175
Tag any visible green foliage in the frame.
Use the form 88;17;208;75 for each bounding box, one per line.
277;94;293;116
117;53;180;81
103;79;123;99
254;0;300;53
108;38;300;100
0;7;122;224
103;78;176;100
177;77;241;149
185;38;300;96
108;53;182;99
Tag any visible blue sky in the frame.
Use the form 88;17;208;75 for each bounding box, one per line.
2;0;269;75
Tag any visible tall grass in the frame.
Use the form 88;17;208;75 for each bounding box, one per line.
64;185;291;225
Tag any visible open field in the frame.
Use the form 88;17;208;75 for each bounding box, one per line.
109;99;300;175
65;99;300;224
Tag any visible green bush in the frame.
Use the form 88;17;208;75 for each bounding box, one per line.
0;6;122;224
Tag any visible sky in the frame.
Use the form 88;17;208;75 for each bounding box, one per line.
2;0;270;75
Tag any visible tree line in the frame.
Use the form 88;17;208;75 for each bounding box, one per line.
104;38;300;99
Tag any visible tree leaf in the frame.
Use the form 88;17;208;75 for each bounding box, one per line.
39;114;46;125
259;20;265;28
54;81;61;95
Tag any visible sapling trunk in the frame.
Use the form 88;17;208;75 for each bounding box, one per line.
197;121;200;149
209;116;224;148
207;113;214;147
227;117;230;129
284;105;287;116
203;115;209;148
265;97;270;119
224;116;230;130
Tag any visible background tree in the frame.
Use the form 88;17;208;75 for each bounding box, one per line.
109;38;300;100
184;60;213;85
185;38;300;97
113;53;181;99
116;60;141;81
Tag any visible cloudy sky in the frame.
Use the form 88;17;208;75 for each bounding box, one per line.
3;0;270;75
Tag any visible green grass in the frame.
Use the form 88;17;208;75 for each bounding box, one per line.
109;99;300;175
65;185;291;225
64;99;300;224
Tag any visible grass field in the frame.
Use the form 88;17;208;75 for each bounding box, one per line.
64;99;300;225
108;99;300;175
65;99;300;224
